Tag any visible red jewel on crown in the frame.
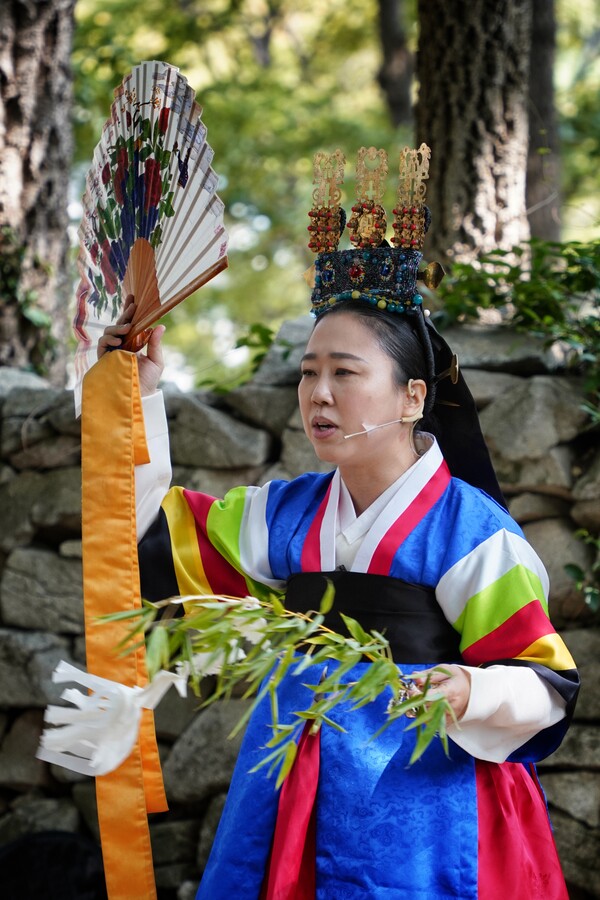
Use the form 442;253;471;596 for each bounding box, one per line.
348;262;366;283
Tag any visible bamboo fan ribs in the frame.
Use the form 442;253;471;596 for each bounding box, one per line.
73;60;229;406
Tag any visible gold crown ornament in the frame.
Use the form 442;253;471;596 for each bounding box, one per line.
307;149;346;254
307;143;442;318
392;143;431;250
346;147;389;249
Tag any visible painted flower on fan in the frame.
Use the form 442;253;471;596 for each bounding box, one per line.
120;203;135;250
144;158;162;211
176;146;190;188
109;238;129;281
158;106;170;134
99;239;118;295
113;165;128;206
116;146;129;169
140;204;160;241
101;163;111;186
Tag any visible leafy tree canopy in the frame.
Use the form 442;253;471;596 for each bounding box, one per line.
71;0;599;386
556;0;600;239
72;0;412;385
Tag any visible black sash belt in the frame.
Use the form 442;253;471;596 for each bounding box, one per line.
285;571;461;664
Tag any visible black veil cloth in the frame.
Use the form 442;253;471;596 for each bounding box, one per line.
423;317;507;510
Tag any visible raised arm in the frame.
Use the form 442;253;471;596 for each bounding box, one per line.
97;293;166;397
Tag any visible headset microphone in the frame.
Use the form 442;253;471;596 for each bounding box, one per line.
343;413;423;440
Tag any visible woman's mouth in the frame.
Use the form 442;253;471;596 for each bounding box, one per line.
311;418;338;439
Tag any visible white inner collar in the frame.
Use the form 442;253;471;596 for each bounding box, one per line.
337;432;434;546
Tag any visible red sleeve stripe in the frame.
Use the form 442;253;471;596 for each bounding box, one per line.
183;490;249;597
461;599;556;667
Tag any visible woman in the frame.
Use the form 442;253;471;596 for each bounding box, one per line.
100;284;578;899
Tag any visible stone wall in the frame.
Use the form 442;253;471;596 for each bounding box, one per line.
0;317;598;899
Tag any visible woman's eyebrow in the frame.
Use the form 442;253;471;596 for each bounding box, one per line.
300;352;366;362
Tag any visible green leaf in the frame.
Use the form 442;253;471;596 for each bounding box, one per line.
264;723;296;748
275;739;298;789
564;563;584;582
145;626;171;679
318;579;335;615
20;306;52;328
160;190;176;217
338;613;372;645
150;225;163;249
269;678;279;729
271;595;285;616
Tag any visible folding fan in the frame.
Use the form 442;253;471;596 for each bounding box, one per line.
73;60;229;409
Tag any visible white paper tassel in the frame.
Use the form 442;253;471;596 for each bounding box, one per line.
37;660;187;777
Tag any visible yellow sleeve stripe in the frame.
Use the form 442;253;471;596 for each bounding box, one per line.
517;632;576;671
162;487;211;597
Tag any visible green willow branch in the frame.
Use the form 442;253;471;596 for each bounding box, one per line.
102;585;455;788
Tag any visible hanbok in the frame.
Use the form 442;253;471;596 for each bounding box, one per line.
138;432;578;900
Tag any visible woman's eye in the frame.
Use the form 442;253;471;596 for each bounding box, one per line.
301;369;316;378
335;368;354;376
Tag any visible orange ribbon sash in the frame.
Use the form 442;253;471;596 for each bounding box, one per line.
81;350;167;899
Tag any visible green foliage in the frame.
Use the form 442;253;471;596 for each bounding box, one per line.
0;226;55;367
105;587;453;787
197;321;294;391
565;530;600;614
234;323;280;372
556;0;600;237
71;0;407;384
435;239;600;404
0;226;27;298
70;1;600;384
440;237;600;612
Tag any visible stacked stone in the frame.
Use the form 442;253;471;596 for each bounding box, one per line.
0;316;598;898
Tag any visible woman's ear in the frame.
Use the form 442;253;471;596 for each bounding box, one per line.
404;378;427;414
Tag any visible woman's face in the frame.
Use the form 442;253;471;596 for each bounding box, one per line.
298;312;425;475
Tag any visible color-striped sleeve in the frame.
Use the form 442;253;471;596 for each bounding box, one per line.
436;526;579;762
139;483;286;604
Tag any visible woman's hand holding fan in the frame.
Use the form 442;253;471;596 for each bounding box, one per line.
97;294;166;397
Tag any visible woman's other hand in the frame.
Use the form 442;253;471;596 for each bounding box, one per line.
411;664;471;723
97;294;165;397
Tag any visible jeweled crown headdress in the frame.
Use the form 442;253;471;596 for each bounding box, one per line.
306;143;443;317
304;143;508;511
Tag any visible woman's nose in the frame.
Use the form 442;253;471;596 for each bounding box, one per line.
311;376;333;405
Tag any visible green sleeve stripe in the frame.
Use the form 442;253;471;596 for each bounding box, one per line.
455;564;547;647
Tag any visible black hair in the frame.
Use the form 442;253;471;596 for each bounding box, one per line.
313;299;508;507
315;300;437;417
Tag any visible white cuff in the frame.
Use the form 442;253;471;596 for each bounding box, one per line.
142;390;169;441
447;664;566;762
136;391;172;540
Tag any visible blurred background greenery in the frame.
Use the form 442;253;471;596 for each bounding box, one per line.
67;0;600;388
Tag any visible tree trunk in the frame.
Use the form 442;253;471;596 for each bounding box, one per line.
415;0;532;264
376;0;413;127
0;0;75;384
527;0;561;240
